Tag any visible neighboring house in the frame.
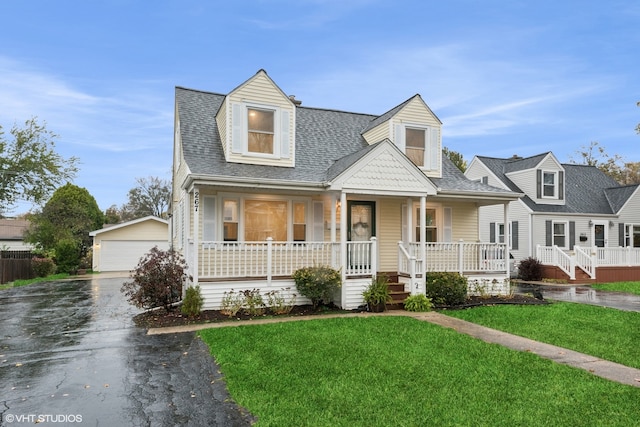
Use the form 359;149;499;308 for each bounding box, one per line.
466;152;640;282
171;70;522;309
0;219;33;251
89;216;169;272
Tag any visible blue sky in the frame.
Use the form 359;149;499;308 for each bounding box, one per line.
1;0;638;215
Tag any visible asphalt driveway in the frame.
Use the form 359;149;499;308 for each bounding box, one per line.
0;275;253;426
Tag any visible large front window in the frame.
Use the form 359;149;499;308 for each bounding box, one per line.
247;108;274;154
244;200;288;241
415;208;437;242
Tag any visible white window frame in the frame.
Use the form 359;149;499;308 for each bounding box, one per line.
625;224;640;248
542;171;557;199
494;222;513;249
552;220;569;249
243;102;281;159
397;123;438;171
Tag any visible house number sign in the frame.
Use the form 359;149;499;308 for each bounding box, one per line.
194;191;199;212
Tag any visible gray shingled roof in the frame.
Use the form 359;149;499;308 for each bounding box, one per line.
477;154;627;214
176;86;515;198
605;185;640;213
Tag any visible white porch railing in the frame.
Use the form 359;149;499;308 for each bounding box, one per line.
594;246;640;266
406;241;508;274
536;245;575;279
536;245;640;279
197;238;377;281
574;246;595;279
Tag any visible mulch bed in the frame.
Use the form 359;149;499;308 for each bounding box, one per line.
135;294;548;329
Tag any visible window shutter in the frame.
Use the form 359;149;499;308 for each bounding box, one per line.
394;124;405;151
489;222;496;243
558;171;564;200
545;220;552;246
443;207;452;242
231;103;243;153
401;204;408;243
619;223;625;247
481;176;488;184
512;221;519;250
569;221;575;249
203;197;216;241
280;110;290;159
313;201;324;241
536;170;542;199
429;128;439;170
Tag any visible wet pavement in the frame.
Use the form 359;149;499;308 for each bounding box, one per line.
0;276;253;426
515;282;640;312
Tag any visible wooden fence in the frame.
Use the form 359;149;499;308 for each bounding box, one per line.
0;251;34;284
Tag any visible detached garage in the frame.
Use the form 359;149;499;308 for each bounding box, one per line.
89;216;169;272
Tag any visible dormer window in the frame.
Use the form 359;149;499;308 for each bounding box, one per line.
396;124;438;170
406;128;425;167
542;171;556;198
248;108;275;154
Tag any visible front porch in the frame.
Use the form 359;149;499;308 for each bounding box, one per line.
536;245;640;283
188;238;509;309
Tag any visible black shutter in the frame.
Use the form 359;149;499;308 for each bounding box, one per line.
512;221;519;250
558;171;564;200
569;221;575;249
619;223;626;247
489;222;495;243
537;170;542;199
545;220;552;246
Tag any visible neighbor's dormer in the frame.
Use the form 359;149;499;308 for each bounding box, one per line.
505;152;565;205
216;70;296;167
362;95;442;178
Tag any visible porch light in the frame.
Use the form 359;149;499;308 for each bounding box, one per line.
609;220;614;227
588;220;593;227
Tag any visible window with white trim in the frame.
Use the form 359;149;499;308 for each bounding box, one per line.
247;107;274;154
293;202;306;241
552;221;568;248
542;171;556;198
625;224;640;248
396;124;438;170
231;103;291;160
414;207;438;242
223;199;239;241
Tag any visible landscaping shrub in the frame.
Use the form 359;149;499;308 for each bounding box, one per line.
54;239;81;274
181;285;204;317
425;272;468;306
242;288;266;316
266;288;297;315
518;257;543;281
31;257;56;277
121;247;188;312
403;294;432;312
220;290;244;318
292;265;342;309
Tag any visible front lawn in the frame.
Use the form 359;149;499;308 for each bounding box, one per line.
199;316;640;426
0;273;70;290
444;302;640;369
591;281;640;296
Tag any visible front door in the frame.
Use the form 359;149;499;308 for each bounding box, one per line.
593;221;608;263
347;201;376;270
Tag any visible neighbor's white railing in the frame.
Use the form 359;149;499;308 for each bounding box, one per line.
537;245;640;277
574;245;595;279
594;246;640;266
407;241;508;274
198;238;376;281
536;245;575;279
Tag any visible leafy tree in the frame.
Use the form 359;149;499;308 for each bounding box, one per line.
25;183;104;252
443;147;467;172
569;141;626;184
0;118;78;215
119;176;171;221
104;204;122;224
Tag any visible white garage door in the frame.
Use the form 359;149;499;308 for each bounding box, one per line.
100;240;170;272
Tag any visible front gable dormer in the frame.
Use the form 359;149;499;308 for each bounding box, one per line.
362;95;442;178
216;70;296;167
506;153;565;205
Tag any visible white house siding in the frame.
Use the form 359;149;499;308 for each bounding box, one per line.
465;160;510;190
616;187;640;247
225;72;295;168
362;121;391;146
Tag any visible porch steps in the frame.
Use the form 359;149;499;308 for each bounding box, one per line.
380;272;410;308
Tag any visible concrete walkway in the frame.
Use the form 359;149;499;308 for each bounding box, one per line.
149;310;640;388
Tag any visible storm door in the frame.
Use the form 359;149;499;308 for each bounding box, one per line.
347;201;376;270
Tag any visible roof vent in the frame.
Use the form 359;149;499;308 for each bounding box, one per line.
511;154;522;160
288;95;302;106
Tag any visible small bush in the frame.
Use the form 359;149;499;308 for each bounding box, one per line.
292;265;342;309
242;288;266;316
518;257;543;281
266;288;297;315
403;294;432;312
181;285;204;317
31;257;56;277
425;272;468;306
121;247;188;312
362;274;391;311
54;239;81;274
220;290;244;318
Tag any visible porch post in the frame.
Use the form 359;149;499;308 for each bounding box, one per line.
331;194;338;243
192;187;200;287
340;192;347;306
503;202;510;277
266;237;273;286
419;196;427;295
406;197;413;243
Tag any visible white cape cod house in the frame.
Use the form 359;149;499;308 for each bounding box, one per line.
466;152;640;282
171;70;521;309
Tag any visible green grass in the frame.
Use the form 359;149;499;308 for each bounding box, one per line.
0;273;70;290
591;281;640;296
444;302;640;369
199;317;640;426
